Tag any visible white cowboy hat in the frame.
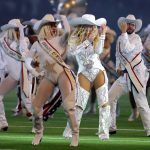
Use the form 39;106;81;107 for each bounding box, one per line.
69;14;97;26
23;19;38;26
96;18;107;26
1;19;22;31
118;14;142;32
33;14;59;32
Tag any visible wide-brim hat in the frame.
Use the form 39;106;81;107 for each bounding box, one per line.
23;19;38;26
96;18;107;26
1;19;21;31
33;14;60;32
118;14;142;32
69;14;97;27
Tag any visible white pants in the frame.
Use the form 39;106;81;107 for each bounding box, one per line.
0;70;7;128
109;76;150;136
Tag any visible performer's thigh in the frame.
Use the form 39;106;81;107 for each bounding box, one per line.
0;75;18;95
94;70;105;89
78;73;91;92
34;78;55;107
58;72;73;99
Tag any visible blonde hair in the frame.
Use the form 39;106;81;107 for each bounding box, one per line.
6;29;18;42
68;25;99;49
38;24;58;40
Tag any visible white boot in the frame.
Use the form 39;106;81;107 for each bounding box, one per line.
96;84;110;140
0;95;8;131
98;105;110;140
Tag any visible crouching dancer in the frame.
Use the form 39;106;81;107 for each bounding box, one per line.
24;14;79;146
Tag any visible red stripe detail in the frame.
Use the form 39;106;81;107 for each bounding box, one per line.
131;52;140;62
119;42;143;87
44;39;60;55
4;38;21;56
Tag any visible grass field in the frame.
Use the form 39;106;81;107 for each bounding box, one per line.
0;91;150;150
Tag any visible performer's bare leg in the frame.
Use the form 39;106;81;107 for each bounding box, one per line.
59;71;79;147
32;78;55;145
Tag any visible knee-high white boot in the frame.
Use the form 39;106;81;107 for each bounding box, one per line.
63;87;90;140
32;107;43;145
0;95;8;131
96;84;110;140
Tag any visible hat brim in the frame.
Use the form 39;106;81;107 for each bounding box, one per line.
1;24;18;31
118;17;142;32
22;20;35;26
69;17;96;27
34;20;60;32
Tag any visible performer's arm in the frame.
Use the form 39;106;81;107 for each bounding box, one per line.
24;42;43;77
95;25;107;54
18;23;30;57
95;34;105;54
60;15;70;34
68;40;91;55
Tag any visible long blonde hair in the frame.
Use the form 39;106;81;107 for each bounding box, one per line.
68;25;99;49
5;29;19;42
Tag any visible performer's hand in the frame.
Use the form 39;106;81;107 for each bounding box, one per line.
18;24;27;38
101;25;108;34
117;69;124;76
88;27;98;42
120;22;127;33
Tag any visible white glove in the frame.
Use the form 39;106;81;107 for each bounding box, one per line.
19;38;29;54
18;24;27;40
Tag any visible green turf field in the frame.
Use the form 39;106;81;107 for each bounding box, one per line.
0;91;150;150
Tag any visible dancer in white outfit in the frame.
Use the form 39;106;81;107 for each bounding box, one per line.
0;34;8;131
63;14;110;140
109;14;150;137
0;19;30;131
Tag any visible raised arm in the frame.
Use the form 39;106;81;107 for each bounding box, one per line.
60;15;70;34
95;25;107;54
